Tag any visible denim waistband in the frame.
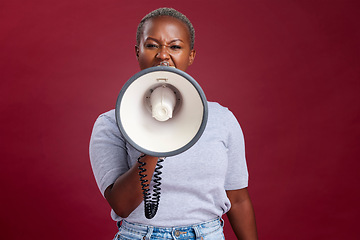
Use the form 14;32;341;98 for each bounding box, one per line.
116;217;224;240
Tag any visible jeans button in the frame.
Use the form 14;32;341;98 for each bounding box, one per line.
174;230;180;237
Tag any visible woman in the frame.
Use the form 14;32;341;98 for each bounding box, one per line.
90;7;258;240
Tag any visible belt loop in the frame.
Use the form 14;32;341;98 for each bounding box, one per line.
171;228;176;239
192;225;203;240
220;217;225;227
143;226;153;240
116;220;123;229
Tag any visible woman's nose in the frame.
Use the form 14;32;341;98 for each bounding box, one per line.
156;45;170;60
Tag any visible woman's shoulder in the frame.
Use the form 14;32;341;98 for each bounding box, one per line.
96;109;116;123
208;101;228;110
207;101;233;117
91;109;119;133
207;101;241;127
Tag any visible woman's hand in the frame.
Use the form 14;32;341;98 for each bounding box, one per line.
104;155;158;218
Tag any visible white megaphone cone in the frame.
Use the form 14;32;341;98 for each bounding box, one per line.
115;66;208;158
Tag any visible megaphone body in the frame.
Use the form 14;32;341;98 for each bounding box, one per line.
115;66;208;158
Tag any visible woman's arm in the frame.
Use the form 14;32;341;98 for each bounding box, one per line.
104;155;158;218
226;188;258;240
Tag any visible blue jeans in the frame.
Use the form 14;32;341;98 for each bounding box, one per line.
113;218;225;240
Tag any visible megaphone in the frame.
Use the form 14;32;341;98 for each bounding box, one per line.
115;66;208;158
115;66;208;219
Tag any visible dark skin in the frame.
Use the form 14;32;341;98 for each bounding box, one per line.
135;16;195;71
105;16;258;239
227;189;258;239
104;154;158;217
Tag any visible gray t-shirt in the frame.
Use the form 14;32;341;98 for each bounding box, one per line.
89;101;248;227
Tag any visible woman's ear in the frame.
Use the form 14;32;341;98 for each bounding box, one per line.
135;45;139;60
188;49;196;66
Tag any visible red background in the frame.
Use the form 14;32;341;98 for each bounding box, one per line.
1;0;359;239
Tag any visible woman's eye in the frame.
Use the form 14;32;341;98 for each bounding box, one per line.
145;44;158;49
170;45;182;50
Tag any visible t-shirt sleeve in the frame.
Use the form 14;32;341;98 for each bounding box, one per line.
224;110;249;190
89;111;129;196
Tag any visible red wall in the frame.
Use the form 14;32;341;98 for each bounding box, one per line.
1;0;359;239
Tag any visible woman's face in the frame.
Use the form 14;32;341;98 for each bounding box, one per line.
135;16;195;72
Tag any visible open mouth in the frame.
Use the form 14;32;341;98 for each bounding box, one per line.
157;61;175;68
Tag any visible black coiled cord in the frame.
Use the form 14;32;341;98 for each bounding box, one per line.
137;154;164;219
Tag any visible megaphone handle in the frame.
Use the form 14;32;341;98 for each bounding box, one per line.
137;155;164;219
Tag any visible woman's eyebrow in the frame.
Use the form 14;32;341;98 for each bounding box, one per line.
144;37;159;42
144;37;184;44
168;39;184;44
